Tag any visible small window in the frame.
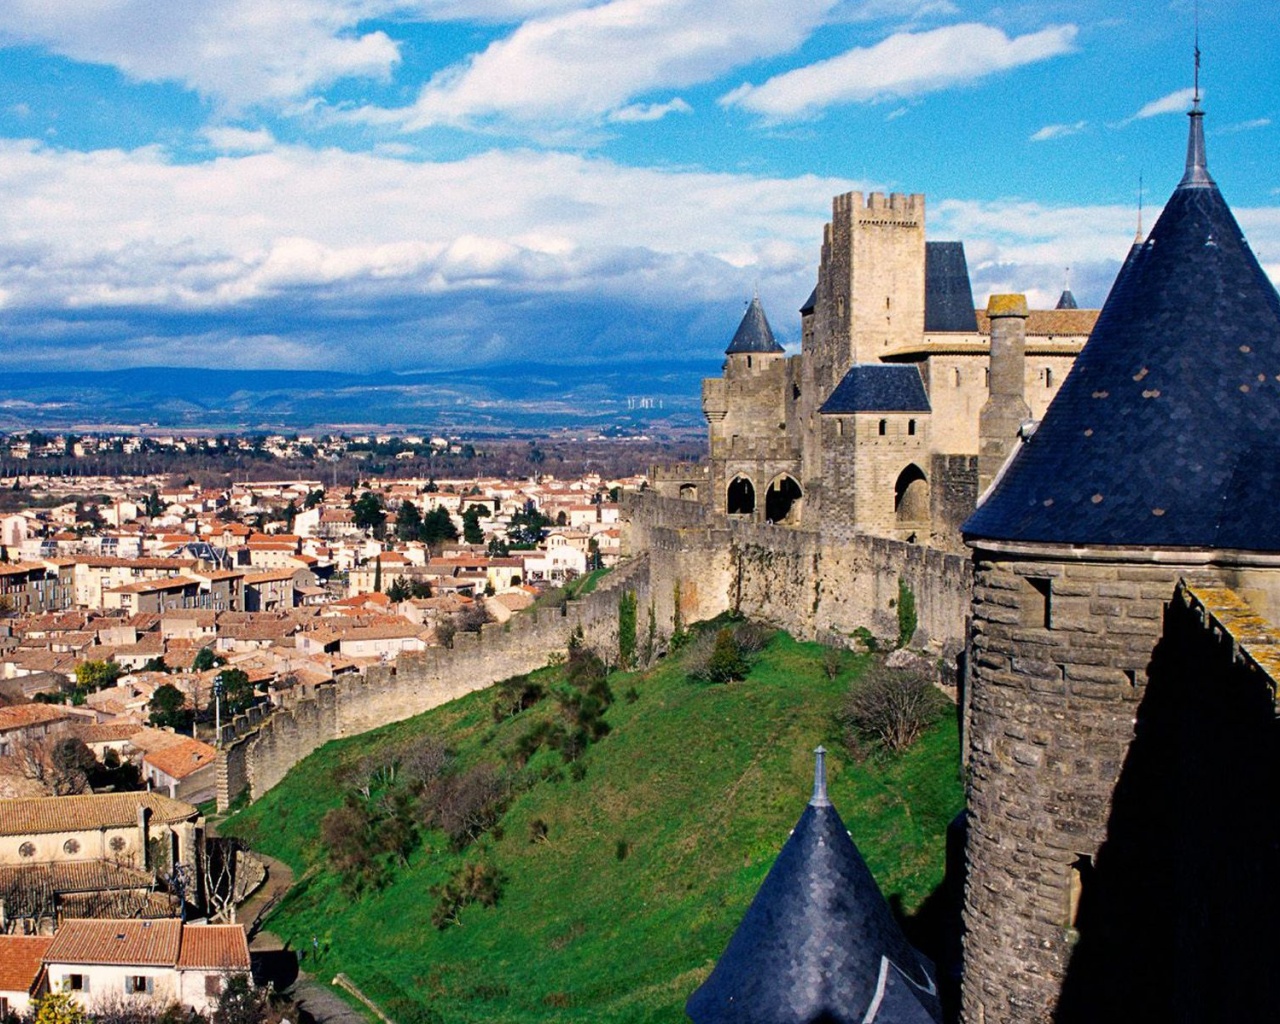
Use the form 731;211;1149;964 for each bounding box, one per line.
205;976;223;998
64;839;80;855
878;419;887;436
984;367;990;387
110;836;127;853
1021;577;1053;628
746;355;752;368
19;842;35;858
907;419;916;436
954;367;961;386
65;975;87;993
836;419;844;437
1046;367;1054;388
1068;854;1094;927
125;976;153;995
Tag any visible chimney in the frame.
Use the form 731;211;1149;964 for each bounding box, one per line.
979;294;1032;494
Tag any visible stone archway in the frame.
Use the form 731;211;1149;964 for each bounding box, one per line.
894;464;929;527
727;475;755;515
765;475;803;524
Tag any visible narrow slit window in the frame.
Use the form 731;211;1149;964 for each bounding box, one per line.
1068;853;1094;927
878;419;887;436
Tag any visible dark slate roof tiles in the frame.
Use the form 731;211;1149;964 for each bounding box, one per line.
820;365;930;414
965;111;1280;550
924;242;978;332
728;297;784;355
686;750;942;1024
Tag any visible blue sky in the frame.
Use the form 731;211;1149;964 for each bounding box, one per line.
0;0;1275;373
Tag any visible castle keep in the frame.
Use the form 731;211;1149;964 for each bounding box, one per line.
689;191;1095;548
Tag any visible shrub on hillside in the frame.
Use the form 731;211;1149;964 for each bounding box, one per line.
839;658;947;754
686;620;770;683
491;673;545;722
420;763;507;850
431;860;505;929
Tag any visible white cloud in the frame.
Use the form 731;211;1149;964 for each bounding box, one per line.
0;1;401;110
1130;87;1197;121
609;98;693;123
203;127;277;153
1218;117;1271;134
1030;120;1086;142
366;0;838;129
719;22;1077;119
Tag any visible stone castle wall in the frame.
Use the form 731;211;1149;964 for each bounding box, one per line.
629;493;971;648
216;556;651;809
958;554;1276;1024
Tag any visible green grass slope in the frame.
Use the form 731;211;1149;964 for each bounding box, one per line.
222;629;963;1023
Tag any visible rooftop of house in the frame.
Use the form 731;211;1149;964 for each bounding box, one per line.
44;918;183;966
965;105;1280;550
143;737;216;780
0;791;199;837
0;935;53;995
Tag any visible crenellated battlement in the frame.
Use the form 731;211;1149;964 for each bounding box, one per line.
831;190;924;225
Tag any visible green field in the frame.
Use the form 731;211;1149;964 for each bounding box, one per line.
222;626;963;1023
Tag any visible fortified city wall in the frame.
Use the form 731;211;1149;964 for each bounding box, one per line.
215;556;650;810
628;492;971;649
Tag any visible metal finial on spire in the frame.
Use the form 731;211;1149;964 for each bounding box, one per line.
1179;28;1213;189
1136;173;1144;242
810;746;831;807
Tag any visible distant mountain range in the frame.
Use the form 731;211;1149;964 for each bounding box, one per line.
0;361;721;432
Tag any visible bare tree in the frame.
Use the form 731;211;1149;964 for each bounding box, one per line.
13;735;93;795
203;836;262;923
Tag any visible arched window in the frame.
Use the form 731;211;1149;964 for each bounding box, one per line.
894;464;929;527
908;419;916;436
678;483;698;501
1046;367;1054;388
765;475;803;524
727;476;755;515
954;367;961;386
878;419;887;436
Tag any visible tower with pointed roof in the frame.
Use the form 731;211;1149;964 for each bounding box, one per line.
960;93;1280;1022
684;187;1097;545
687;748;944;1024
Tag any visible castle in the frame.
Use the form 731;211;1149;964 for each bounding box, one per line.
659;190;1096;549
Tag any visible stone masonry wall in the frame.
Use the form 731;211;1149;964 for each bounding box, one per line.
961;554;1223;1024
629;492;970;648
216;555;651;809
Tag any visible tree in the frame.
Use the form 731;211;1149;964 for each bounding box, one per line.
33;992;90;1024
373;556;382;594
351;491;386;534
396;499;423;541
303;488;325;509
192;646;225;672
149;683;193;731
839;658;946;753
216;668;256;716
15;736;96;796
461;504;486;545
73;659;121;702
387;576;410;602
421;507;458;546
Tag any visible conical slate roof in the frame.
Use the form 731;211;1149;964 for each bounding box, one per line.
1055;289;1079;310
727;296;784;355
686;749;941;1024
965;106;1280;550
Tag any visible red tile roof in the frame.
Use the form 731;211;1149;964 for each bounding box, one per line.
0;935;53;994
0;792;199;837
143;738;216;781
175;925;250;971
45;919;182;966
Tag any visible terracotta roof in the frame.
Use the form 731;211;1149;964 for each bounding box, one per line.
0;704;77;731
175;925;250;971
0;859;155;898
974;307;1098;337
0;935;53;994
72;722;139;744
144;738;216;780
44;918;182;966
0;792;198;837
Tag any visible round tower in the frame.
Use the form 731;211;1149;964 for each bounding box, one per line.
960;97;1280;1023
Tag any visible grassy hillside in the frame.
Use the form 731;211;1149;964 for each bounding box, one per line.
222;626;963;1023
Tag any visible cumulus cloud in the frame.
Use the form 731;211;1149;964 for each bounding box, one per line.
203;127;277;153
719;22;1077;119
1030;120;1087;142
0;0;401;110
363;0;837;129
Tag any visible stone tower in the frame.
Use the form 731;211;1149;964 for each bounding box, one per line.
960;99;1280;1023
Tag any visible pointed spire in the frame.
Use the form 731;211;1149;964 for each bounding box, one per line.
1179;37;1214;189
810;745;830;806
